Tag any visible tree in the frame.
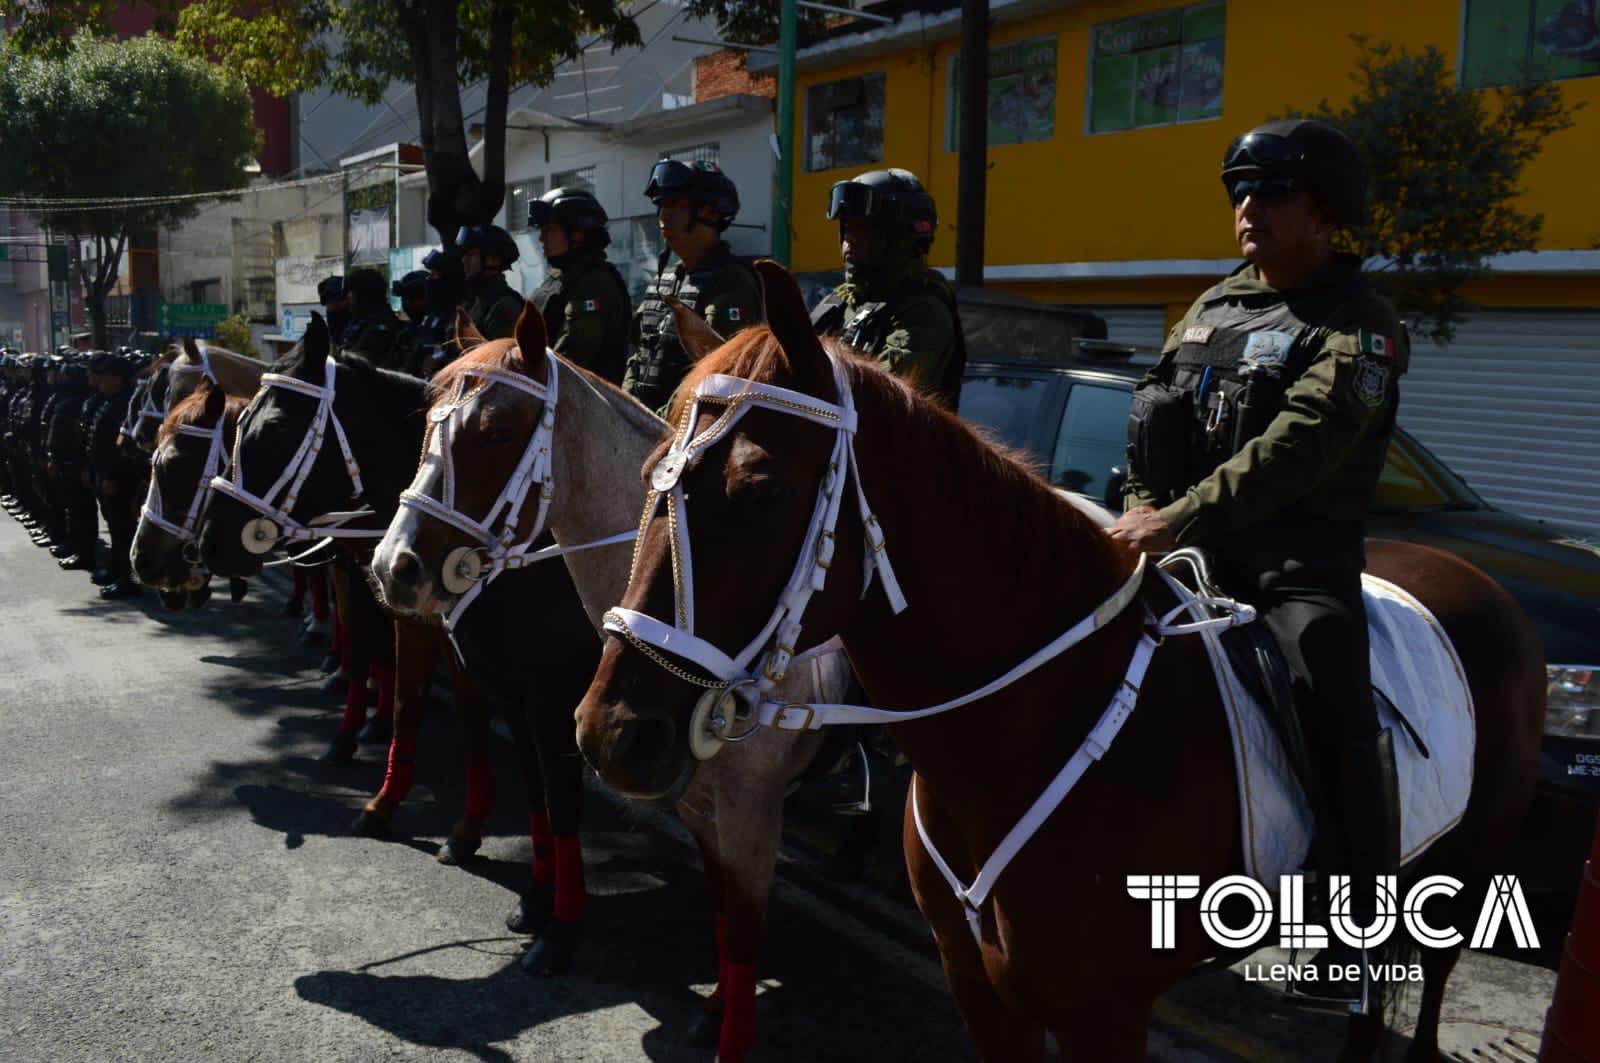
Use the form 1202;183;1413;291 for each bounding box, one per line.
0;34;260;347
1295;38;1580;344
169;0;643;249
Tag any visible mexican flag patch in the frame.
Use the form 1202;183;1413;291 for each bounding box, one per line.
582;298;599;312
727;307;743;322
1359;330;1394;359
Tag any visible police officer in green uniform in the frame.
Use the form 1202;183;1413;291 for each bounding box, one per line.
399;249;470;378
339;268;403;367
1112;119;1406;1011
527;187;632;387
318;276;351;346
457;224;525;340
389;270;433;378
811;168;965;410
624;160;762;413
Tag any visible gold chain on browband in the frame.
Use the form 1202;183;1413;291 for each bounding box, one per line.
602;609;726;689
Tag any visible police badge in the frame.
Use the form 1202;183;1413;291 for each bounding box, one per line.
1353;356;1387;408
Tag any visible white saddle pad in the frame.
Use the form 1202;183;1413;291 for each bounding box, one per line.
1162;571;1477;882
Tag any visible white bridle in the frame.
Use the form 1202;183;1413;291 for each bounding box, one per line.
127;349;216;442
208;359;379;554
599;351;1256;943
141;419;228;546
395;355;635;643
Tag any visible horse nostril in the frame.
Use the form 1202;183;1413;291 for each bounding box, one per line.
387;549;423;590
614;715;677;776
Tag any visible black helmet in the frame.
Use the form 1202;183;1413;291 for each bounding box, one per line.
827;168;938;251
644;160;740;230
1221;119;1366;226
455;224;520;267
529;186;609;231
317;275;346;305
422;247;466;283
391;269;430;301
61;362;90;388
345;267;388;304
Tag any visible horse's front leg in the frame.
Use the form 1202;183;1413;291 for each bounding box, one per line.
519;675;588;976
438;661;494;866
354;618;438;836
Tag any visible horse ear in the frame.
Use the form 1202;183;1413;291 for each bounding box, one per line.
455;307;487;350
667;296;726;363
299;312;331;374
199;374;226;418
753;259;827;377
513;298;549;371
182;336;201;360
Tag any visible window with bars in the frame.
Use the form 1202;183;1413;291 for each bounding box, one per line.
659;143;721;167
505;178;547;232
552;166;598;194
804;73;886;172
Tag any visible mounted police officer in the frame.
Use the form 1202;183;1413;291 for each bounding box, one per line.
527;187;631;387
87;351;141;599
1112;119;1406;1011
458;224;525;340
396;249;469;378
389;270;432;378
811;168;965;410
339;267;402;367
624;160;761;413
44;357;94;567
318;276;351;345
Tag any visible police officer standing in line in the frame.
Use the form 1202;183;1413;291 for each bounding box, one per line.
625;160;762;413
4;355;43;526
87;352;141;599
318;277;351;345
458;225;525;340
811;168;966;410
389;270;434;377
527;187;632;387
394;249;469;378
0;352;17;507
25;355;62;548
1111;119;1406;1010
44;357;94;567
339;267;403;367
63;356;108;572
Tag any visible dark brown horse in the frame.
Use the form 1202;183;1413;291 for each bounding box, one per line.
575;261;1546;1061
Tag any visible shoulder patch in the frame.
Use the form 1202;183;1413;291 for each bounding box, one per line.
1358;329;1395;359
1242;330;1294;369
1352;356;1388;408
1182;325;1215;345
727;307;743;322
581;298;599;312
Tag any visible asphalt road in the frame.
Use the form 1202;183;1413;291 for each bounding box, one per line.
0;514;1568;1061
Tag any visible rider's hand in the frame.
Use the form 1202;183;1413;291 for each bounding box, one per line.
1108;505;1177;555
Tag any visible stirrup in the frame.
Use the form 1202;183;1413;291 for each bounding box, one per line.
833;741;873;816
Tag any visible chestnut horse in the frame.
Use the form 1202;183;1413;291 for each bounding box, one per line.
370;301;855;1062
196;313;598;973
575;261;1546;1062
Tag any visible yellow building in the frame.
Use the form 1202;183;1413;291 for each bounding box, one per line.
760;0;1600;532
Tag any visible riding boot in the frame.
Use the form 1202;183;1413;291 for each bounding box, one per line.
1288;728;1399;1014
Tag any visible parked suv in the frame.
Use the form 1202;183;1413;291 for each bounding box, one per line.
960;348;1600;893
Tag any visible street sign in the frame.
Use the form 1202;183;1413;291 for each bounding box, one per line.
51;311;68;329
158;302;229;338
46;246;67;283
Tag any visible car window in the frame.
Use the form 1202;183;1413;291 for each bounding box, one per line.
1049;383;1130;500
1375;431;1484;512
960;374;1057;452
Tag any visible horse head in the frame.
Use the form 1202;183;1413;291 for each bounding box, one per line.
576;261;866;802
198;314;343;577
133;375;234;592
373;299;551;616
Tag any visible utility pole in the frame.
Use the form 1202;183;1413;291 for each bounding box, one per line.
773;0;798;266
955;0;988;287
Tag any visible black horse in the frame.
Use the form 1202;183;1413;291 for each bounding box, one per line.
196;314;600;973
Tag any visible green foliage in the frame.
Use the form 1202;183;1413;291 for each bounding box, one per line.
0;33;261;235
172;0;641;102
1295;38;1580;345
215;311;259;358
681;0;828;52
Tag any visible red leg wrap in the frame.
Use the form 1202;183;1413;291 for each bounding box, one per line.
464;759;495;822
339;679;367;734
381;738;417;801
719;961;758;1063
308;570;329;620
529;813;555;883
553;833;585;922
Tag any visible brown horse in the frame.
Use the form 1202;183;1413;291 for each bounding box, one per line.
575;261;1546;1062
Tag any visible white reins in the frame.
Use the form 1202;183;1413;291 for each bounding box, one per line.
208;359;379;554
141;419;228;546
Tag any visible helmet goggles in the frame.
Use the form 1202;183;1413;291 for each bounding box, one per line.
644;160;695;204
826;181;874;222
1221;132;1309;176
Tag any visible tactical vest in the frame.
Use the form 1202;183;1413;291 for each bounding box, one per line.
1128;288;1397;527
633;244;755;412
811;271;968;412
530;253;631;386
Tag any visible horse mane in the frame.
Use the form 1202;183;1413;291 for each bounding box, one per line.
334;352;429;410
156;386;246;449
675;326;1125;583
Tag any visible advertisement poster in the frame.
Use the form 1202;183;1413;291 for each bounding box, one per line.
1462;0;1600;87
949;37;1058;150
1090;2;1225;134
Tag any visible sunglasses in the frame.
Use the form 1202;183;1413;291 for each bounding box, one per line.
1226;176;1304;208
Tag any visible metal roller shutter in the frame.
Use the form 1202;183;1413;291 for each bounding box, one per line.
1398;311;1600;537
1093;305;1167;349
